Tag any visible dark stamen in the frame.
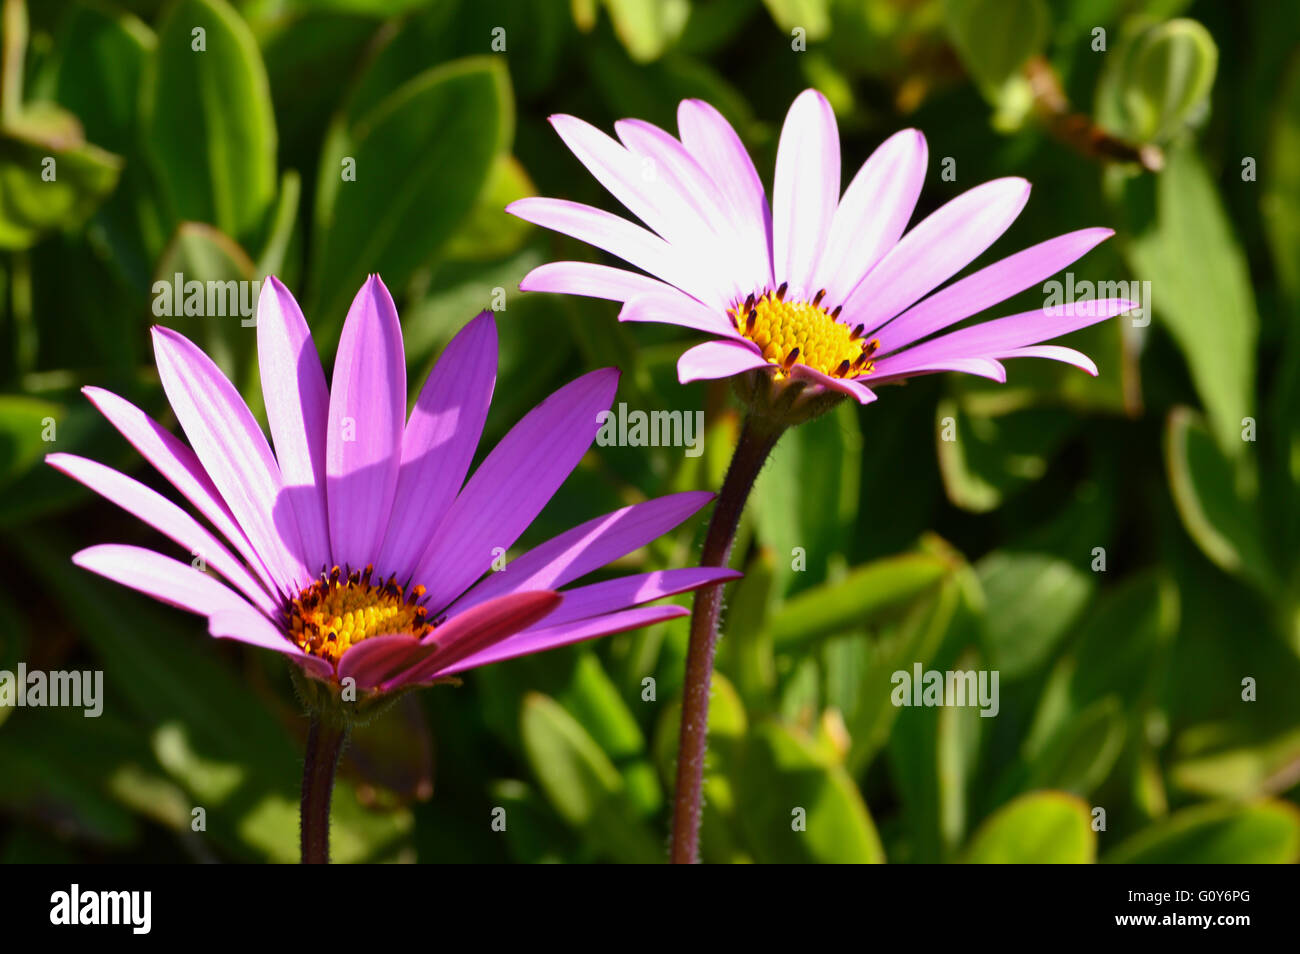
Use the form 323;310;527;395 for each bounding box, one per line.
776;282;788;301
781;347;799;372
813;288;826;307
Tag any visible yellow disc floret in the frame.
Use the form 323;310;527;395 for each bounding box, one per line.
728;283;878;379
287;565;435;664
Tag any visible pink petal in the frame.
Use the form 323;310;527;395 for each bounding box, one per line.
326;276;405;571
47;453;276;616
619;292;740;338
82;387;279;596
677;339;768;383
999;345;1099;375
152;327;308;590
437;604;689;677
412;369;620;611
507;197;726;309
841;177;1032;335
73;544;257;619
790;364;878;404
382;590;564;689
772;89;840;300
877;227;1114;352
520;261;678;302
812;128;927;305
257;276;331;573
615;118;749;298
867;355;1008;385
447;491;715;616
376;310;497;578
881;298;1134;368
677;98;773;287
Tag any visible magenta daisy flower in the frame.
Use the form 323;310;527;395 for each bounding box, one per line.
508;89;1133;405
50;276;735;696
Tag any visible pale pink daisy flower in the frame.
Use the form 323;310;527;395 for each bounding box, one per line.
508;89;1133;406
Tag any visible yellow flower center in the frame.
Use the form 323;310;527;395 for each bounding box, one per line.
287;565;435;664
728;283;878;379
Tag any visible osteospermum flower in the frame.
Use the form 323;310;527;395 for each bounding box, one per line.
508;89;1133;405
51;276;736;696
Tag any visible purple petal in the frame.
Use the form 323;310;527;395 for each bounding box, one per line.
520;261;677;302
82;387;279;595
436;604;688;677
790;364;878;404
376;310;497;578
446;490;715;616
812;128;927;305
677;97;773;288
677;339;769;383
877;227;1114;352
73;544;257;619
257;277;332;573
337;634;438;690
507;197;726;309
383;590;563;689
48;453;276;616
412;369;620;611
326;276;405;571
152;327;308;590
841;177;1032;335
541;567;740;629
206;608;320;667
772;89;840;300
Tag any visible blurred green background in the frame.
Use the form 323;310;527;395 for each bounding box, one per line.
1;0;1298;863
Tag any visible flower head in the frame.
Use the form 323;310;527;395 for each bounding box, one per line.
52;276;735;700
509;89;1134;406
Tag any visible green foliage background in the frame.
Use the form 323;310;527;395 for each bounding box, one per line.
1;0;1298;863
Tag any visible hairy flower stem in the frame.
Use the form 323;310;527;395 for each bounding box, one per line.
300;715;348;864
670;411;786;864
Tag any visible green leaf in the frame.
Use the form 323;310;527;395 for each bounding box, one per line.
15;533;411;862
976;551;1093;679
1125;144;1257;456
734;721;884;863
520;692;662;863
1121;18;1218;142
764;548;955;649
751;401;862;595
1262;54;1300;300
152;222;258;382
310;57;510;340
1024;696;1126;796
142;0;277;249
936;400;1079;513
1169;725;1300;800
1165;406;1272;589
962;791;1096;863
761;0;830;42
441;154;535;263
555;652;660;816
0;116;121;250
944;0;1048;92
596;0;691;63
0;395;61;488
1104;800;1300;864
